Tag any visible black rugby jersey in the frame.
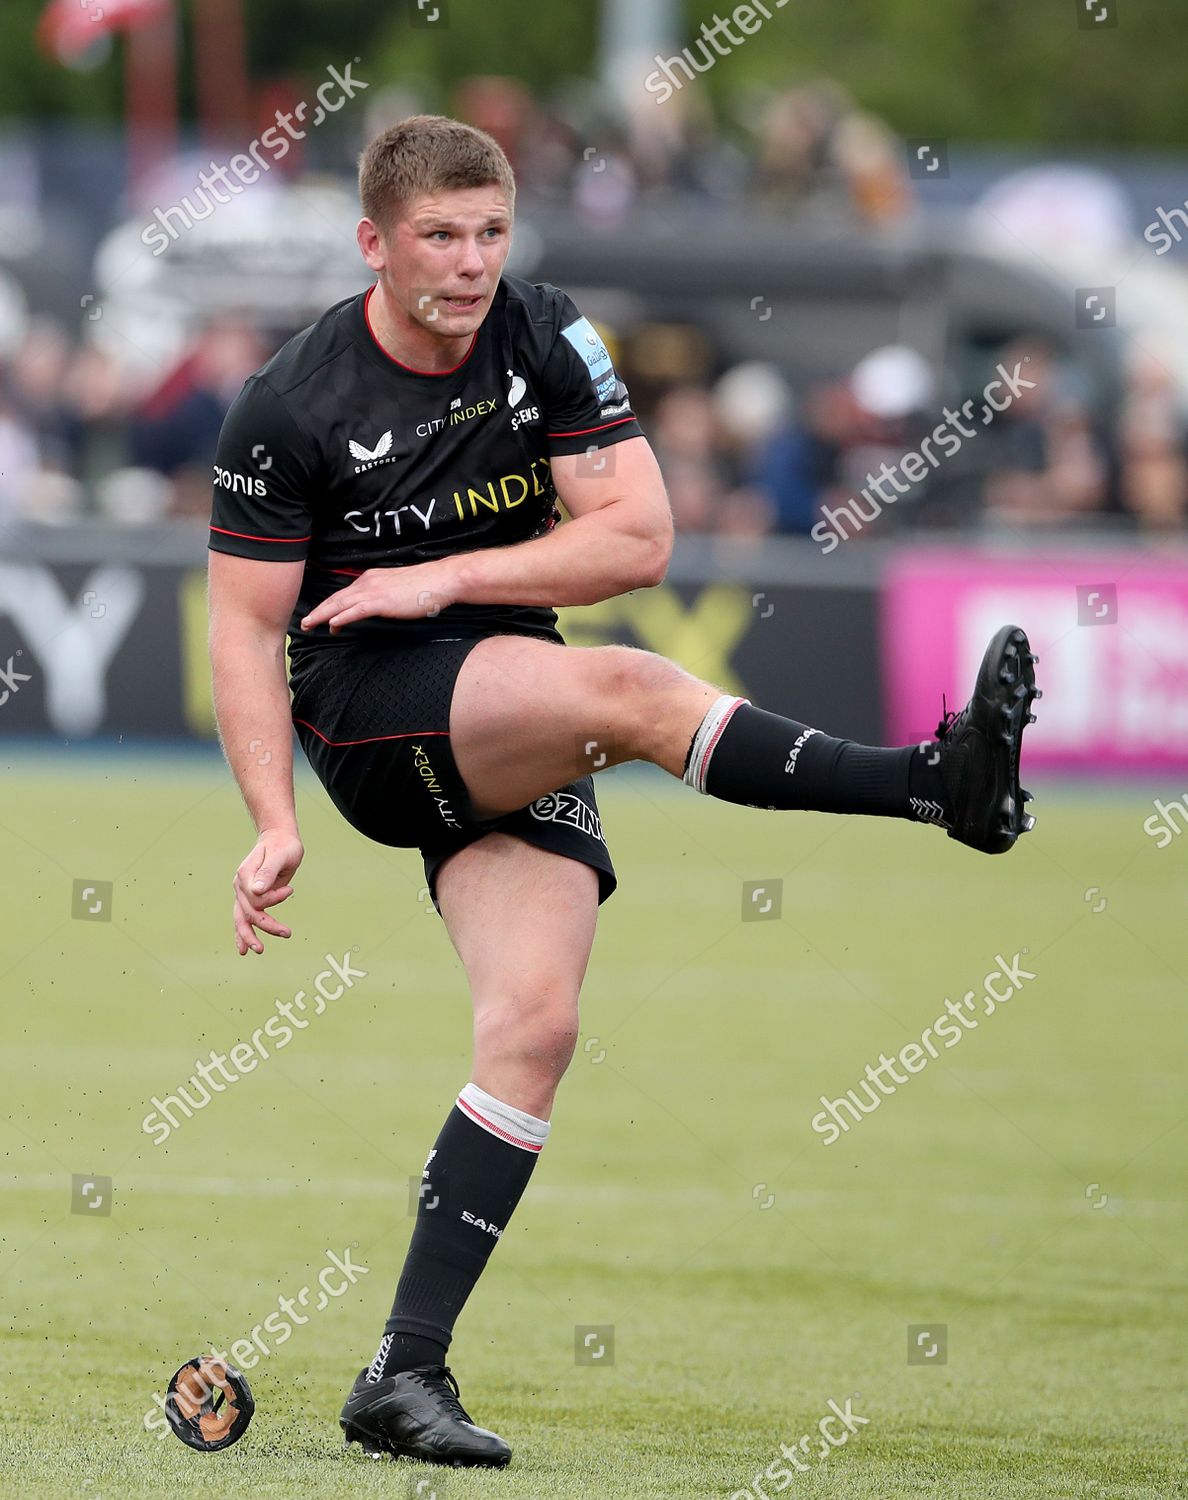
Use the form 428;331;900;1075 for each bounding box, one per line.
209;275;643;642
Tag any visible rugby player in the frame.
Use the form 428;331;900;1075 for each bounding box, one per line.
207;115;1040;1470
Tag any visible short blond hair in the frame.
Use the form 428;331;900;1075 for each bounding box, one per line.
358;114;516;232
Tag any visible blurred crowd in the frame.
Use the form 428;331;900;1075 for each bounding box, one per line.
0;316;266;527
0;74;1185;538
448;74;913;230
1;310;1181;539
629;336;1188;538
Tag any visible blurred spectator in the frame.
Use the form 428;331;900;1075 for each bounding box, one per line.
571;132;638;230
750;83;849;209
63;343;133;487
745;81;913;227
982;343;1109;525
831;111;913;227
648;89;746;202
0;318;93;524
1119;342;1188;531
808;345;938;537
129;316;266;519
452;76;576;200
0;394;41;523
7;318;76;472
714;362;823;535
649;385;726;534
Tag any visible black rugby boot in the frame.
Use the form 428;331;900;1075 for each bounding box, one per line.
340;1364;511;1468
932;623;1041;855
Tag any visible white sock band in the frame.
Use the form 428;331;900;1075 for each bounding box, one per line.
683;694;749;794
457;1082;550;1153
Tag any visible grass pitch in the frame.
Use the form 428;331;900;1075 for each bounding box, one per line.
0;748;1184;1498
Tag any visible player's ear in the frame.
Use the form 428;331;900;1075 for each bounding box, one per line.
357;217;386;271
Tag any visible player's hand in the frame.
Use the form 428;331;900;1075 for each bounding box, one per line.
233;828;304;955
299;562;459;633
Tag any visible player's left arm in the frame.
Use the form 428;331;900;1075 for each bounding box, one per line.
453;434;672;604
300;434;672;631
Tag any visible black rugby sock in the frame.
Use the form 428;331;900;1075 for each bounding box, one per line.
683;696;949;823
366;1083;549;1382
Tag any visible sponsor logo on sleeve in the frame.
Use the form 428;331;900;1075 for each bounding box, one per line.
214;465;268;498
561;316;616;396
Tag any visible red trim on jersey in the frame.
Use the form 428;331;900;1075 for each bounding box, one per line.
456;1093;543;1152
547;417;635;439
292;719;450;749
364;284;478;375
327;567;365;577
210;525;310;543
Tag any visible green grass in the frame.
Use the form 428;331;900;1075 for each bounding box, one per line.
0;752;1184;1498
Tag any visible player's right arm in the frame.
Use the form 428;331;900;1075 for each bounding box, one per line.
207;374;319;955
209;551;305;955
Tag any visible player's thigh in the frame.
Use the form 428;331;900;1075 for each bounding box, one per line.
449;634;716;814
435;832;599;1046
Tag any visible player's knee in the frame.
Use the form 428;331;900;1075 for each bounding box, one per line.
473;988;580;1082
595;646;695;757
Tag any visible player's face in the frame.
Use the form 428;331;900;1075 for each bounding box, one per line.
384;187;512;339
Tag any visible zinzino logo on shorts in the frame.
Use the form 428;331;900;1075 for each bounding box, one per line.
214;465;268;497
529;791;605;844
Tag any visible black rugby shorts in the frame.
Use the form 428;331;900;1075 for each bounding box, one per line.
288;632;617;911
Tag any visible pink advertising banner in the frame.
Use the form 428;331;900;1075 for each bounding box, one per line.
881;548;1188;773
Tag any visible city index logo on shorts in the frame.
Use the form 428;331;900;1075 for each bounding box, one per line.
412;744;461;829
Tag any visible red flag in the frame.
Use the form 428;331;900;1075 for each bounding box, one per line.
38;0;171;62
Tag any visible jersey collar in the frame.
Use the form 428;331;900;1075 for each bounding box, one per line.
359;284;479;377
